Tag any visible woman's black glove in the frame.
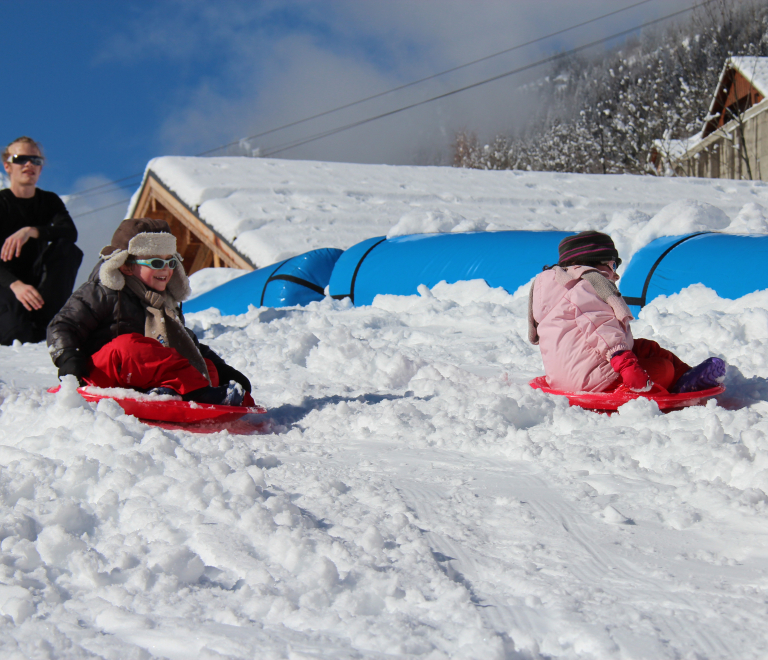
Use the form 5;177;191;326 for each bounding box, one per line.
214;362;252;393
56;349;88;386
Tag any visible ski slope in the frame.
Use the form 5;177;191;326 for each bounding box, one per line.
2;164;768;659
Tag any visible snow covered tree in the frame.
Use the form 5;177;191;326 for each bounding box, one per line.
453;0;768;175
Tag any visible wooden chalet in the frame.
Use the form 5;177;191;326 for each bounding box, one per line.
655;56;768;180
130;170;255;275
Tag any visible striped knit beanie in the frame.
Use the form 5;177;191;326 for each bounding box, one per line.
558;231;621;267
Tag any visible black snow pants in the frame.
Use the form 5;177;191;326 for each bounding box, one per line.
0;239;83;345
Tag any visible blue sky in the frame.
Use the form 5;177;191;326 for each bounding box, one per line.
3;0;695;232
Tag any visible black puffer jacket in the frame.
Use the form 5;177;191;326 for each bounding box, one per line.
46;265;251;391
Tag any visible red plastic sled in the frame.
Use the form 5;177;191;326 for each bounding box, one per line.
47;385;267;424
529;376;725;413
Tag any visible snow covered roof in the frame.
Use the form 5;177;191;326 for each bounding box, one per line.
703;56;768;137
728;56;768;96
653;134;703;163
131;156;768;270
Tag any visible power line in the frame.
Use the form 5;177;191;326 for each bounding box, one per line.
260;0;711;157
72;0;708;219
69;0;662;206
70;197;134;219
199;0;660;156
66;172;143;199
68;179;143;202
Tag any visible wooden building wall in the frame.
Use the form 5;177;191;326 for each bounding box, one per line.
672;65;768;181
703;68;764;137
674;103;768;181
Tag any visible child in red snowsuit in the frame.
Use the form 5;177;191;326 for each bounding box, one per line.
47;218;251;405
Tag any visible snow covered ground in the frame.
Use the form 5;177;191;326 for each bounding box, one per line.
3;164;768;659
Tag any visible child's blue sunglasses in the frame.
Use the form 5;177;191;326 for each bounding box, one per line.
130;257;178;270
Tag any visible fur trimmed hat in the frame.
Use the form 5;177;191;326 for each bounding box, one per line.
557;231;621;268
99;218;192;300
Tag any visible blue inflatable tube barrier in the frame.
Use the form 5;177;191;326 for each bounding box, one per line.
621;232;768;316
328;231;575;306
184;247;343;315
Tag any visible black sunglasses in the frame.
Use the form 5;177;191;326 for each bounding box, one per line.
130;257;178;270
6;154;44;166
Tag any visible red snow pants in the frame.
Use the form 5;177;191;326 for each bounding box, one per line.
607;338;690;391
84;333;219;394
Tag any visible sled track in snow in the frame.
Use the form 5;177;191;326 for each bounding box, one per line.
392;451;741;659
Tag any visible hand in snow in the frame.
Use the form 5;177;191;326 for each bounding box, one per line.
610;350;652;392
56;349;88;385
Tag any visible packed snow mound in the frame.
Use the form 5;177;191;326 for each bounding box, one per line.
727;202;768;234
387;210;492;238
631;199;731;254
187;266;247;300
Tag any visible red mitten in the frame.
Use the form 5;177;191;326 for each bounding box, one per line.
610;350;652;392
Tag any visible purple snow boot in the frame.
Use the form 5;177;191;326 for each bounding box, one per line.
670;357;726;394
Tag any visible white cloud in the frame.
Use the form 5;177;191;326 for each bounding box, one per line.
97;0;699;166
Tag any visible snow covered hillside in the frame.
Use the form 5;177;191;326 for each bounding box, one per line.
2;165;768;659
138;157;768;268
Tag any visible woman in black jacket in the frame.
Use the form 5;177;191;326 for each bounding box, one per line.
47;218;251;405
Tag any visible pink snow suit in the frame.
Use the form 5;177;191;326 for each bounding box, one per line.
530;265;634;392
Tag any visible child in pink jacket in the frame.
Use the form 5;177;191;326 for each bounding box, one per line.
528;231;725;393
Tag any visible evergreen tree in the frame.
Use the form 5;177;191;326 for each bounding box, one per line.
453;0;768;175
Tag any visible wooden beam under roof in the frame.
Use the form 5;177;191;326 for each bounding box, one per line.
131;171;255;275
704;68;765;138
